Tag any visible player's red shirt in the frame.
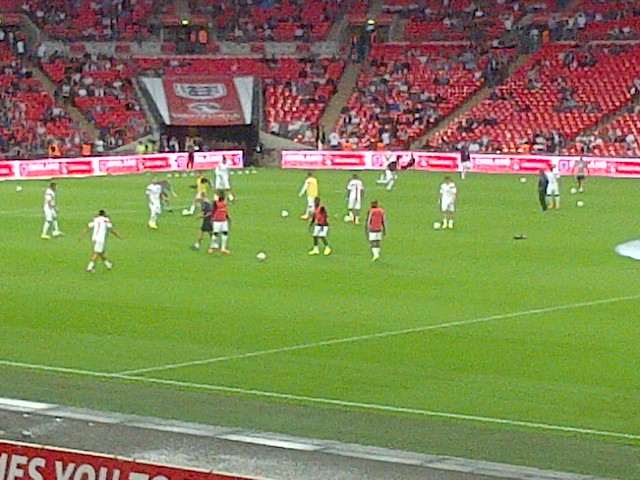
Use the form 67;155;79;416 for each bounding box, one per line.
212;199;229;221
314;206;328;226
367;207;385;232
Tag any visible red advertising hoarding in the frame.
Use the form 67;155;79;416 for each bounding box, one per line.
0;440;256;480
163;76;247;127
280;151;461;171
0;151;244;181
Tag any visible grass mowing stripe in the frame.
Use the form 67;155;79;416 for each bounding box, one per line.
0;358;639;442
117;293;640;376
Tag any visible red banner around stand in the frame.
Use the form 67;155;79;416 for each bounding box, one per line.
0;151;243;181
280;151;461;171
0;440;254;480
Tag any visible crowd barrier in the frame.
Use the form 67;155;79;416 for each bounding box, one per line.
281;150;640;177
0;440;255;480
0;151;244;181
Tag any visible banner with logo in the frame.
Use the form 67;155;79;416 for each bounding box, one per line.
0;151;244;181
469;153;640;177
280;151;461;171
151;76;253;127
0;440;255;480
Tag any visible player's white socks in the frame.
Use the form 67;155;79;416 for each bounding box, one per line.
448;219;454;228
221;234;228;249
193;242;200;249
187;204;196;215
372;247;380;259
87;261;95;271
104;260;113;270
42;221;50;235
52;221;60;234
211;237;219;249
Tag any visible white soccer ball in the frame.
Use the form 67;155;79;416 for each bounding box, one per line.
433;221;442;230
256;252;267;261
520;177;527;183
281;210;289;218
344;215;352;223
570;187;577;194
15;185;22;192
577;201;584;207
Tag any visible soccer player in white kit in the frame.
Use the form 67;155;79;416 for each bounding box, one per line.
145;178;164;229
545;165;561;209
215;157;234;201
41;182;62;239
79;209;122;273
439;175;457;229
346;173;364;224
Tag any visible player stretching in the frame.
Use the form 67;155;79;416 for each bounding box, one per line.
439;175;457;229
41;182;62;239
215;156;234;201
308;197;331;256
79;209;122;273
184;172;210;215
299;171;318;220
146;178;164;229
346;173;364;224
365;200;386;261
191;197;213;251
209;192;231;254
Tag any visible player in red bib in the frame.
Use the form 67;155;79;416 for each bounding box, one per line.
308;197;331;256
209;192;231;254
365;200;386;261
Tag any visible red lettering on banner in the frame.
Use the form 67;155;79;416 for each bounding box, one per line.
0;441;253;480
0;162;16;177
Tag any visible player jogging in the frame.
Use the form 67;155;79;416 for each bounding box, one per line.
209;192;231;254
184;172;211;216
545;165;560;209
145;178;164;229
41;181;62;239
439;175;457;229
190;196;213;251
365;200;386;261
215;157;235;201
79;209;122;273
573;156;589;193
308;197;331;256
299;171;318;220
158;176;177;212
376;153;398;191
346;173;364;224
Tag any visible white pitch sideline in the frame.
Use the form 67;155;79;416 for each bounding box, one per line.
117;293;640;376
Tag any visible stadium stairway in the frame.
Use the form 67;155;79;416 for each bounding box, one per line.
414;52;532;149
29;62;99;142
318;60;362;134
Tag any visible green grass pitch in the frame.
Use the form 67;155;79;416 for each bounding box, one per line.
0;169;639;478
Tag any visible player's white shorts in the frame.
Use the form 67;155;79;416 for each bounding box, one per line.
149;201;161;215
462;160;471;170
213;220;229;233
546;185;559;196
307;196;316;211
216;179;230;190
43;206;57;222
313;225;328;237
368;231;383;242
93;240;106;254
441;200;455;213
348;196;362;211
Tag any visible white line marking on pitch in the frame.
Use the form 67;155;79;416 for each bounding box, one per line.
117;293;640;376
0;358;638;442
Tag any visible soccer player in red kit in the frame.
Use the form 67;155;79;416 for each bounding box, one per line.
208;192;231;254
365;200;386;261
308;197;331;256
